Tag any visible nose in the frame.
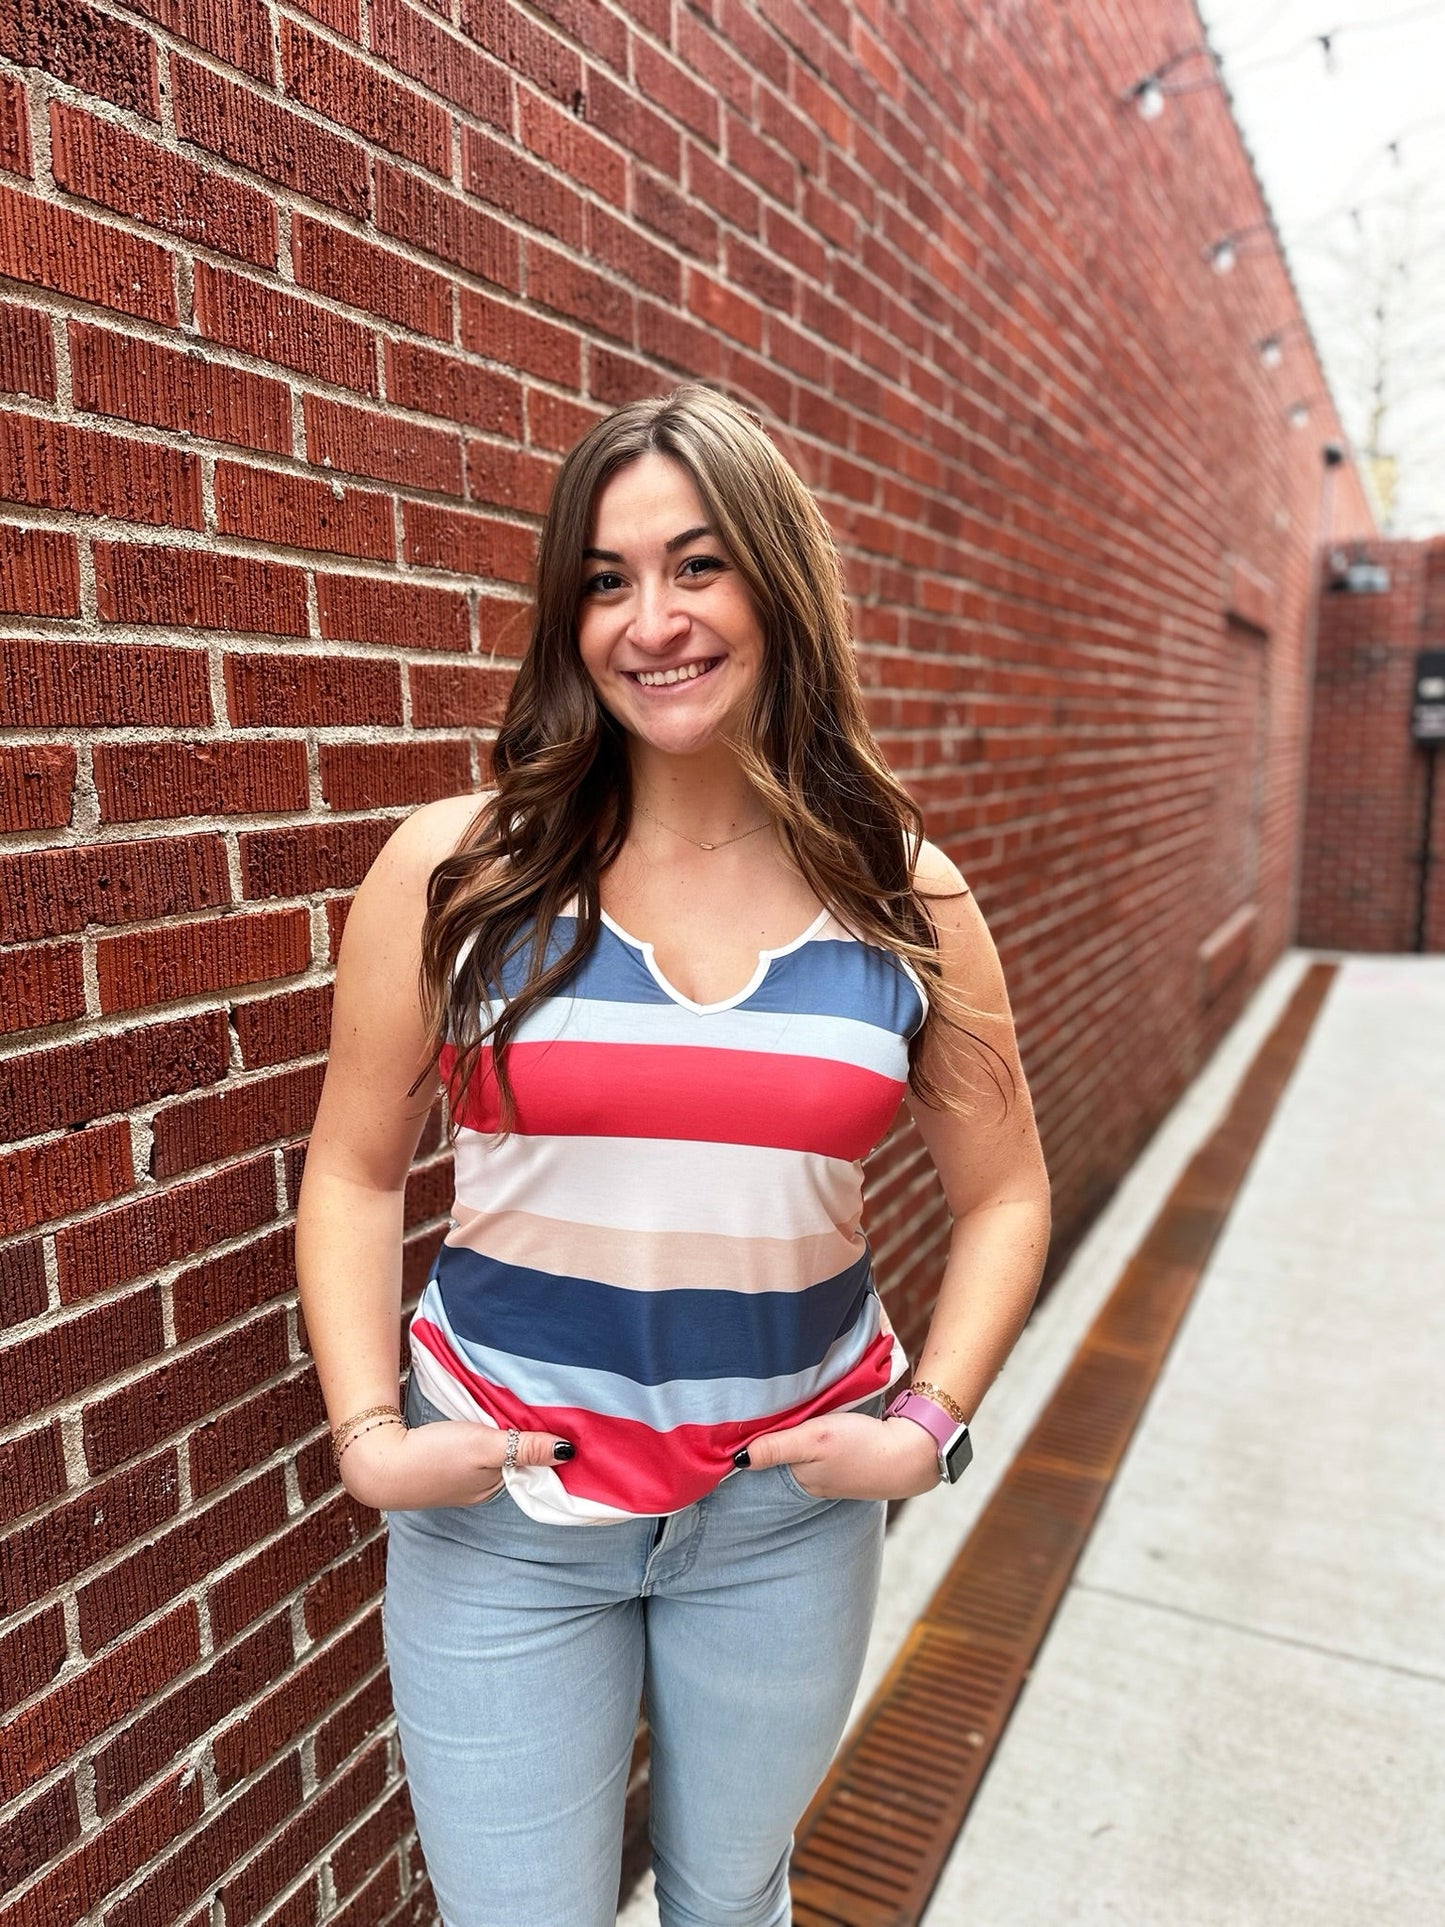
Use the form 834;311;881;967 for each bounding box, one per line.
626;581;689;654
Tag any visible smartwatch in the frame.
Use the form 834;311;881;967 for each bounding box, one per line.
885;1387;973;1484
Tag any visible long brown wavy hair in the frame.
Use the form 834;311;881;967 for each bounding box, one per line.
417;384;999;1132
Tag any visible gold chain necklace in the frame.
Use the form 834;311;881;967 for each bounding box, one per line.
639;806;773;853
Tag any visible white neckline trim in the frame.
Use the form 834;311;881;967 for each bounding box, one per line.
598;905;833;1015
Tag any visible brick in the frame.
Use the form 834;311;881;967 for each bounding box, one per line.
49;101;275;267
0;70;30;175
172;1224;296;1339
0;303;53;398
687;137;760;234
0;1776;78;1895
220;1741;389;1923
215;460;394;563
725;110;795;204
1;1012;228;1141
520;87;626;206
282;19;449;174
318;739;472;810
301;1533;384;1641
586;203;682;302
409;660;514;727
316;573;470;651
0;181;175;323
331;1781;413;1902
0;412;201;529
0;1451;179;1606
634;170;717;262
459;0;582;102
586;65;678;178
94;540;309;636
525;386;605;453
315;1666;392;1782
688;268;764;348
466;437;557;514
0;1;157;116
0;636;211;727
152;1059;326;1176
463;125;583;245
678;8;753;115
213;1612;380;1789
190;1364;322;1496
0;1423;66;1519
585;344;658;409
458;286;581;385
1;835;230;942
0;1120;133;1235
91;1614;293;1816
0;1605;67;1718
0;1289;165;1423
0;941;85;1035
726;233;794;314
637;296;724;380
0;1769;200;1927
634;39;719;145
291;213;451;341
330;1853;399;1927
124;0;272;82
304;391;462;493
371;0;510;126
96;909;312;1016
239;820;392;902
76;1465;289;1652
384;337;523;437
0;1236;48;1322
47;303;267;458
402;502;534;582
375;163;520;289
527;240;633;342
100;1754;301;1927
53;1154;277;1296
83;1309;290;1474
225;653;404;727
232;984;333;1068
0;524;79;615
0;742;74;830
193;259;377;395
173;57;368;219
94;740;309;823
208;1488;371;1643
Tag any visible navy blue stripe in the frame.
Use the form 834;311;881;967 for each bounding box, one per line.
430;1242;875;1384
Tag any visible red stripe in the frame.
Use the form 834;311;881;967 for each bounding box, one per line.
412;1319;899;1515
441;1040;904;1161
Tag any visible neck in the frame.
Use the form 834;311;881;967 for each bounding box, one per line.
627;742;766;841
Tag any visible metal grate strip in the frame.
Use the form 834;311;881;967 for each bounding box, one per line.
789;962;1337;1926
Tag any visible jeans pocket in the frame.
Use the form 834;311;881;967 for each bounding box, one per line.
401;1376;507;1509
775;1391;888;1502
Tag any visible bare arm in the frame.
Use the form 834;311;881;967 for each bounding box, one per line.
296;794;568;1509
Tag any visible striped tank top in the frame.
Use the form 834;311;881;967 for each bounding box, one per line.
407;901;924;1524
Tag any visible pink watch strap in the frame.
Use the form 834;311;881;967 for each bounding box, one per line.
885;1388;956;1453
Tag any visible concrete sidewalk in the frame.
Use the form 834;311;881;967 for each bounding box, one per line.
924;953;1445;1924
619;953;1444;1925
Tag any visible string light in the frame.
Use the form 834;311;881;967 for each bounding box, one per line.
1256;320;1308;368
1203;223;1273;274
1122;44;1219;119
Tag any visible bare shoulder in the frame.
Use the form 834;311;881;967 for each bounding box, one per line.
337;792;491;976
912;838;972;929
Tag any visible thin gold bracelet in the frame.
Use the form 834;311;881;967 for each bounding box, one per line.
333;1414;405;1465
910;1379;968;1425
330;1403;402;1453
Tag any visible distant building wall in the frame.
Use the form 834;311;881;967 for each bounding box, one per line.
1;1;1372;1922
1300;540;1445;953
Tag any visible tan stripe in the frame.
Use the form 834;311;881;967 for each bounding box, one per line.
446;1204;864;1294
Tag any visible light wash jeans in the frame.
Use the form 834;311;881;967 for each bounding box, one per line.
383;1381;887;1927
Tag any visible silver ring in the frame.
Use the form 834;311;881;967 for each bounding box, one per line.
503;1427;520;1473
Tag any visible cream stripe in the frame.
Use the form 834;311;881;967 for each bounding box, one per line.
445;1205;864;1294
451;1132;862;1239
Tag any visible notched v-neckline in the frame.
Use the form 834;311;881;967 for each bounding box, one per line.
597;906;832;1015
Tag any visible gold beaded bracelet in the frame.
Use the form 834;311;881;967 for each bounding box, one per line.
910;1379;968;1425
330;1403;403;1464
333;1414;405;1465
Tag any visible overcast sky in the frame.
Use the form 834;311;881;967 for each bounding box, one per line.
1192;0;1445;536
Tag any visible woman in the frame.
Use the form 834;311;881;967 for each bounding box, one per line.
296;385;1050;1927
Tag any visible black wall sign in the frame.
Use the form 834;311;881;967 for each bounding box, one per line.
1412;651;1445;744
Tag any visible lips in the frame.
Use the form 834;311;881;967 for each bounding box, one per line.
623;656;722;688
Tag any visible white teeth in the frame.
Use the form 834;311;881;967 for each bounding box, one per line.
634;660;714;687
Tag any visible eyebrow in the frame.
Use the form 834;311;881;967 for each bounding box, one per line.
581;525;717;563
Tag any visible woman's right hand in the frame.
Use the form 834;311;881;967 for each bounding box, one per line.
338;1416;574;1512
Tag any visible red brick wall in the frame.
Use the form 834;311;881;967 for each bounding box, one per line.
2;0;1373;1920
1300;538;1445;953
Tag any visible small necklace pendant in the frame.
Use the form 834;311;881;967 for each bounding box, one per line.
700;840;716;851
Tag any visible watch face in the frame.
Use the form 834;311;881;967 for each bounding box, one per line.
943;1427;973;1483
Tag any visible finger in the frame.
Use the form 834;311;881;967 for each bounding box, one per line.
506;1428;577;1469
735;1423;813;1471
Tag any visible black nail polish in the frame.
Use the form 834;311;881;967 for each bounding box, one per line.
553;1441;575;1461
732;1448;750;1469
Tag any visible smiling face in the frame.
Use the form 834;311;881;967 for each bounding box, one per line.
576;451;766;762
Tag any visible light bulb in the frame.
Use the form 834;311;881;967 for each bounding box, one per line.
1137;79;1165;120
1260;337;1283;369
1211;241;1237;274
1288;402;1310;428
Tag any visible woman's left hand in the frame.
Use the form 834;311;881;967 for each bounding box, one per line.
738;1411;942;1501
